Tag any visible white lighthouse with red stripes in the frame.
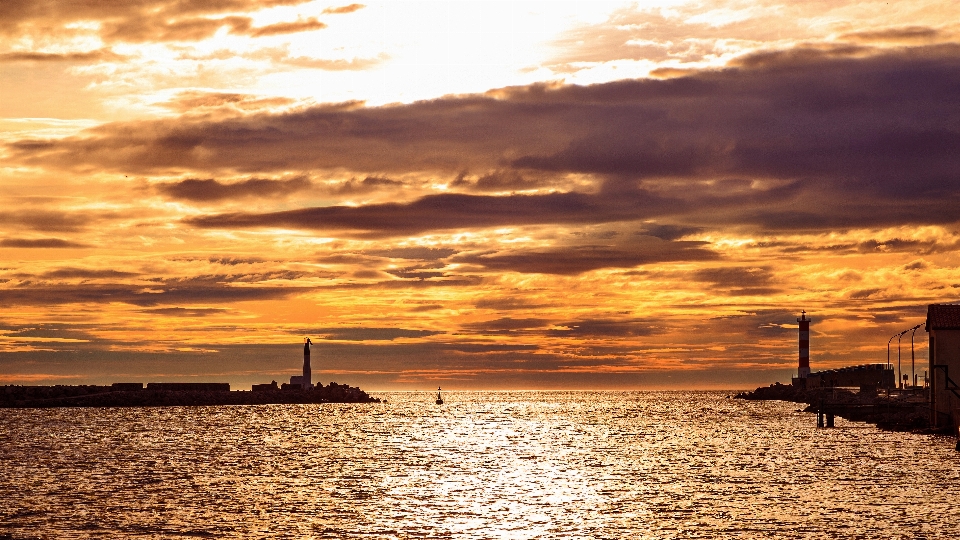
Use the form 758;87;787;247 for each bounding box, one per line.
797;311;811;378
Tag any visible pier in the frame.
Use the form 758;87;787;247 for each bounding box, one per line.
0;381;379;408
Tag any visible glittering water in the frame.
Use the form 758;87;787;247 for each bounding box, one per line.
2;391;959;539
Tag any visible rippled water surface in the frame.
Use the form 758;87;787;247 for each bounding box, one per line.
2;391;959;539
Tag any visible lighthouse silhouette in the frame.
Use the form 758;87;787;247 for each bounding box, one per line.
797;311;810;378
302;337;312;389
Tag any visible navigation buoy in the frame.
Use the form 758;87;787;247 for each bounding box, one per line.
435;386;443;405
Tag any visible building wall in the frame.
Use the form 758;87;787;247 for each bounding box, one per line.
929;328;960;426
803;364;894;389
146;382;231;392
252;381;278;392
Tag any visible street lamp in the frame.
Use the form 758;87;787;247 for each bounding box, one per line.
898;330;904;389
909;323;922;389
893;325;922;390
888;331;898;392
887;333;896;370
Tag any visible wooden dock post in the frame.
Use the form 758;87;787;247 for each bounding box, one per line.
817;397;825;427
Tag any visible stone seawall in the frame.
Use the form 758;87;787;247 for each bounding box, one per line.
736;382;941;433
0;382;380;408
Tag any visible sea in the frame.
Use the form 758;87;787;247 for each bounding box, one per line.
1;391;958;539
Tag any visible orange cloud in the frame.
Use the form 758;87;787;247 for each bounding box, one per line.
238;18;327;37
322;4;366;15
0;48;125;63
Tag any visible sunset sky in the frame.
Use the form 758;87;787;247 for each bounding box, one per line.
2;0;959;390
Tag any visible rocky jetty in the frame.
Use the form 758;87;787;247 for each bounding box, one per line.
736;382;939;433
735;382;817;403
0;382;380;408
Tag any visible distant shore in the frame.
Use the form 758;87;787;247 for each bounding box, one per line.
0;382;380;408
736;382;946;434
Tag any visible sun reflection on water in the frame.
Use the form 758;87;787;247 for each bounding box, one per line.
1;391;958;538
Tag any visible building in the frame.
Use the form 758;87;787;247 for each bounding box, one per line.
146;383;230;392
252;381;278;392
802;364;894;391
926;304;960;429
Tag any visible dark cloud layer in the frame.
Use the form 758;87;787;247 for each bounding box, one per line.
1;238;90;248
328;176;404;194
0;211;105;233
157;176;311;201
474;297;550;311
547;318;663;338
454;238;718;275
2;323;100;343
461;317;551;334
141;307;227;317
690;267;778;294
39;268;139;279
0;48;124;63
0;277;307;307
8;45;960;236
307;327;441;341
365;247;458;261
384;265;447;280
840;26;944;44
185;191;681;236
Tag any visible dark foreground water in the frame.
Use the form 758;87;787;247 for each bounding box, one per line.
1;391;958;539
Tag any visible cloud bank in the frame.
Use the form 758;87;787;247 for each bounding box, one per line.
10;45;959;239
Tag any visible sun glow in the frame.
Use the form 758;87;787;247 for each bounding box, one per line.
1;0;958;388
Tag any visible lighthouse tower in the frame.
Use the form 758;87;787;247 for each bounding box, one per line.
797;311;811;378
302;337;313;389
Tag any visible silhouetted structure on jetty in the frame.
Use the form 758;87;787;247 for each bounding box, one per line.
287;337;313;389
740;308;940;434
1;338;380;408
927;304;960;430
790;311;896;393
147;382;230;392
0;381;378;408
111;383;144;391
736;383;931;432
801;364;895;392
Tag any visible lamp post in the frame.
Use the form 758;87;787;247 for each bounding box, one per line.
889;328;918;390
898;330;904;389
888;331;902;392
909;324;921;389
892;325;922;390
887;333;896;370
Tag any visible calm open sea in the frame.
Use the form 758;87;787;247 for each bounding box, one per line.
1;391;958;539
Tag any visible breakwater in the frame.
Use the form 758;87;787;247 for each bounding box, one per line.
736;382;940;433
0;382;380;408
